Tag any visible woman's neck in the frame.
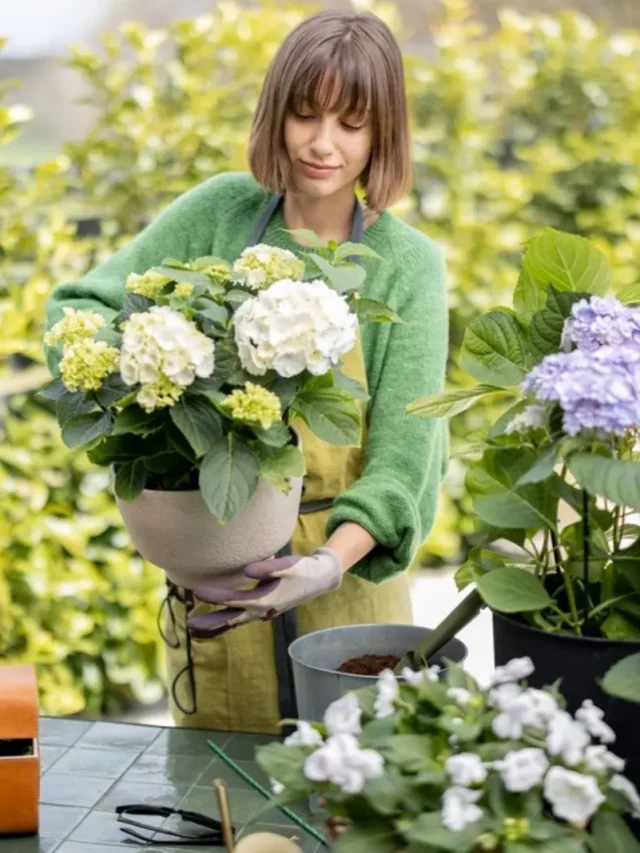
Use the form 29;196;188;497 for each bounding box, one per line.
282;186;357;244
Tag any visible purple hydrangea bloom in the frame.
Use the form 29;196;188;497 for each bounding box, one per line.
562;296;640;352
522;345;640;436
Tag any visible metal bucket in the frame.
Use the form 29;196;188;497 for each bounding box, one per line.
289;623;468;722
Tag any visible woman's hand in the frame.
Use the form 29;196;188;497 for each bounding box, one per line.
186;523;378;638
187;548;343;638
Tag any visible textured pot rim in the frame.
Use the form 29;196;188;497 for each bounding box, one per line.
492;608;640;648
116;476;303;499
288;623;468;679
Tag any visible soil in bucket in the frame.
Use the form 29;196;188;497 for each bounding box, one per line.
338;654;400;676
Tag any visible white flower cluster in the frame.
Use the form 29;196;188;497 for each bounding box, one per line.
437;656;636;830
269;657;640;841
120;306;215;411
304;733;384;794
280;667;442;795
232;244;305;291
234;278;358;377
279;693;383;795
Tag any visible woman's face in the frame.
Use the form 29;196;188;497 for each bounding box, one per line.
284;103;373;200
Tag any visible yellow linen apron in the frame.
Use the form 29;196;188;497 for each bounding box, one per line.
164;196;413;735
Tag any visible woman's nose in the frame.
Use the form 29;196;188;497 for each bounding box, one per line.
310;120;336;156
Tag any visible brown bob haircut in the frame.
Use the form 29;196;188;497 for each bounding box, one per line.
249;8;412;211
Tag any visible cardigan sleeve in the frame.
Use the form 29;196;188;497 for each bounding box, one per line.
43;172;245;376
325;236;449;584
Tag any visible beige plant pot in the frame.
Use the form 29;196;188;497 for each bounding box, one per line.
116;472;303;589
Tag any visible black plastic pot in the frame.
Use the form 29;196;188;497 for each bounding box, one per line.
493;611;640;789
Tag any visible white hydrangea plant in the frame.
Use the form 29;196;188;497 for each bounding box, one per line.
256;657;640;852
42;236;395;523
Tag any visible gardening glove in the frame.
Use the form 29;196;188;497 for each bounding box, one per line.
187;548;343;638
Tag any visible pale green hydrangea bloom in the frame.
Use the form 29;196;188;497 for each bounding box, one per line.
174;282;194;299
59;339;119;393
44;307;105;347
224;382;282;429
233;244;305;291
200;262;232;285
126;270;172;298
137;375;185;412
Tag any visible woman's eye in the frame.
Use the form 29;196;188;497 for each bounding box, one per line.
341;122;363;132
294;112;315;121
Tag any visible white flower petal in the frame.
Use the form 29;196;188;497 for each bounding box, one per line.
490;657;535;685
496;748;549;792
544;766;605;824
441;786;484;831
445;753;487;787
324;693;362;737
284;721;324;748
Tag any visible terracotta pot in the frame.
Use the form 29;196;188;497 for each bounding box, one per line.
0;665;39;835
116;435;303;589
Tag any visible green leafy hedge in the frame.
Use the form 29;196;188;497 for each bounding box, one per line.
2;0;640;712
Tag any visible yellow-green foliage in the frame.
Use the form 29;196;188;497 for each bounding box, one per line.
2;0;640;712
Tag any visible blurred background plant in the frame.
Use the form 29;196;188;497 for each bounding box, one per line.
1;0;639;714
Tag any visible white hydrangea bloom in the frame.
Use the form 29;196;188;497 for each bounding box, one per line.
120;307;214;407
609;774;640;818
447;687;473;707
504;405;548;435
490;657;535;685
445;753;488;787
303;733;384;794
324;693;362;736
374;669;399;719
584;745;625;774
233;244;305;291
496;748;549;792
546;711;591;766
544;766;605;824
284;721;324;748
575;700;616;744
401;665;440;686
233;279;358;378
441;786;485;831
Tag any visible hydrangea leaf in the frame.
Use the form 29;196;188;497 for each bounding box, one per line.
459;311;529;387
522;228;612;295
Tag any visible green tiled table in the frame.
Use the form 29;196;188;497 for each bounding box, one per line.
1;718;327;853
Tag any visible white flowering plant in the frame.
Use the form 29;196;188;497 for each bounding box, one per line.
256;657;640;852
408;228;640;704
41;235;400;522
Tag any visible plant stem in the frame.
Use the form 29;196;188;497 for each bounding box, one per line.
539;527;550;579
561;569;581;635
587;593;634;621
549;528;562;577
582;488;591;634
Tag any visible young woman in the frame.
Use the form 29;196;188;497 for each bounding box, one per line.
45;8;449;734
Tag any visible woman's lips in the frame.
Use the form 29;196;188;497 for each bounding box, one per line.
300;161;340;179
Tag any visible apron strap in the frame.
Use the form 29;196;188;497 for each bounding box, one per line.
245;193;285;248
